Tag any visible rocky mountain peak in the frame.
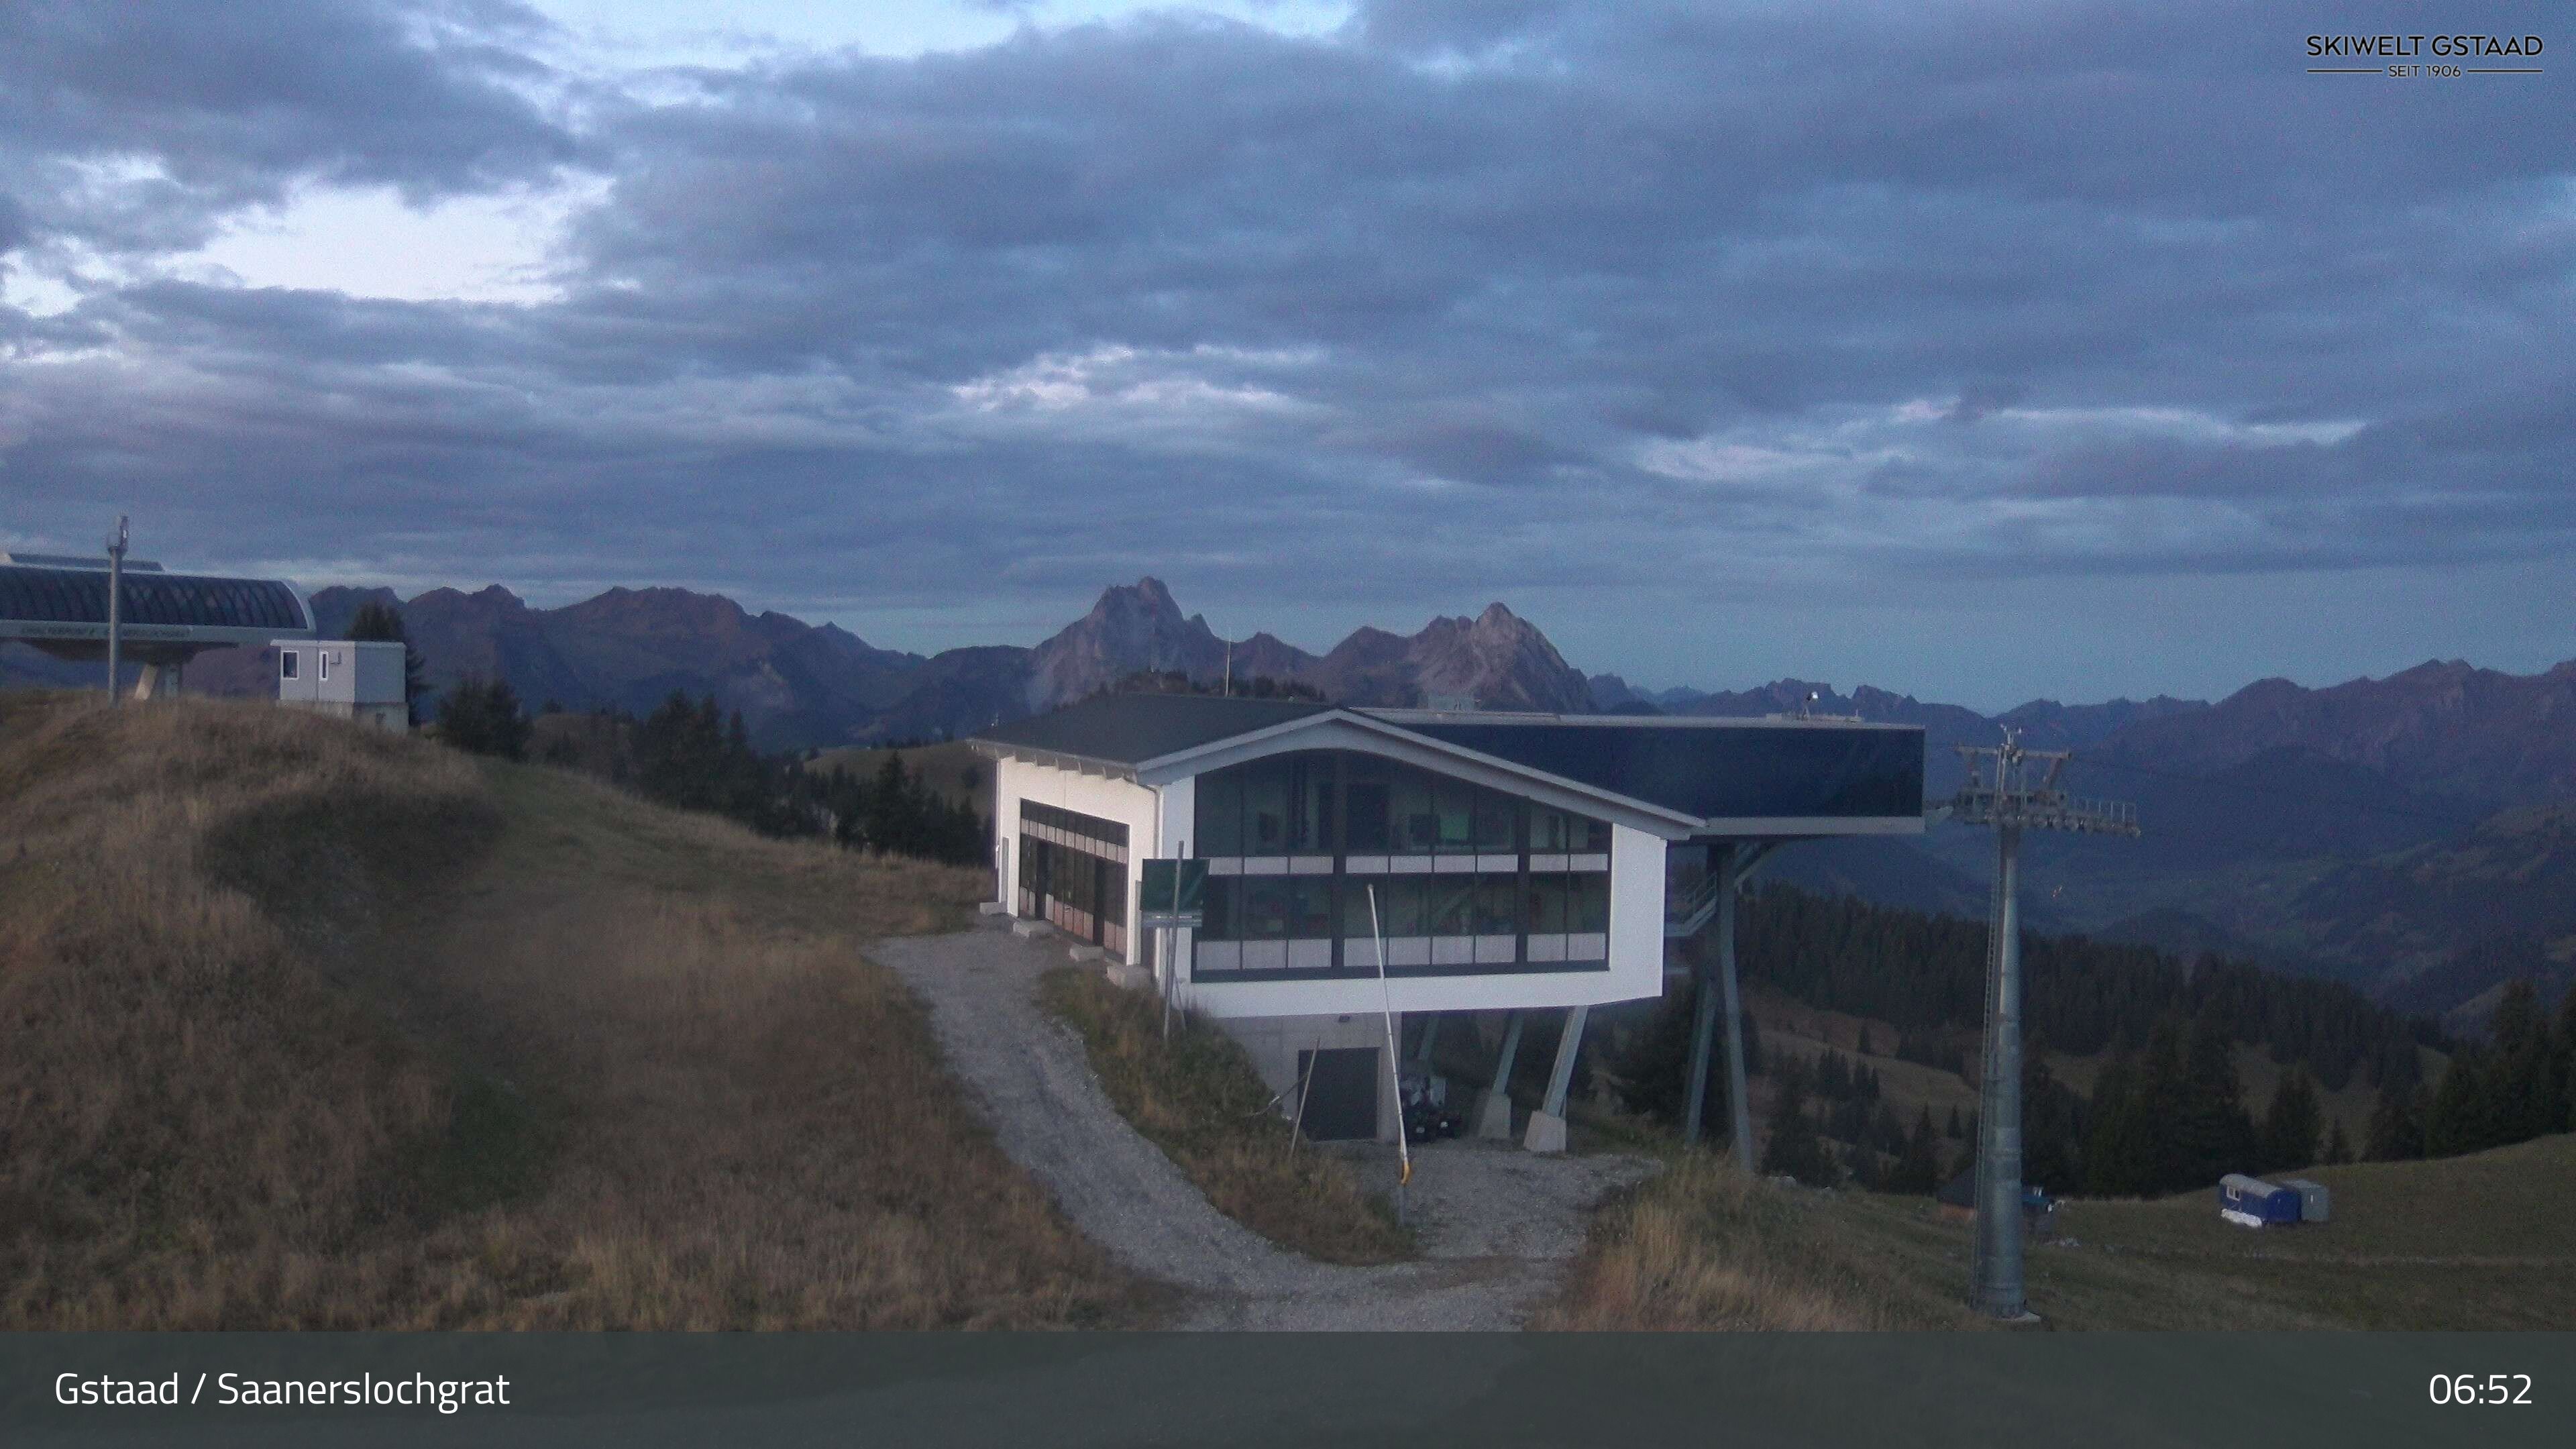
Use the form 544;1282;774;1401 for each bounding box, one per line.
1026;576;1228;708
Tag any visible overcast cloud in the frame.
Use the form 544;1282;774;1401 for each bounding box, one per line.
1;1;2567;707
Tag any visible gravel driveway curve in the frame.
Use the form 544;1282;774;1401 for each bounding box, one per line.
871;923;1656;1330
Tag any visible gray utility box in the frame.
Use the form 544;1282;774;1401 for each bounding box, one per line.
2281;1177;2331;1224
275;639;408;732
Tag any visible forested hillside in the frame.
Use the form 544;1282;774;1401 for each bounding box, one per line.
1732;885;2432;1092
1614;883;2465;1200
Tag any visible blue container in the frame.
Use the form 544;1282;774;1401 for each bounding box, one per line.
2218;1173;2302;1224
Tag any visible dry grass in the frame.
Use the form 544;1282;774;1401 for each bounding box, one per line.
1542;1132;2576;1331
1534;1157;1982;1330
1039;967;1415;1266
0;692;1145;1328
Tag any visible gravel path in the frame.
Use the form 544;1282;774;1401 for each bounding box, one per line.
871;923;1656;1330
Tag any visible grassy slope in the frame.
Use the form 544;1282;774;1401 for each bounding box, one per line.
1544;1134;2576;1331
1040;967;1414;1265
0;693;1142;1328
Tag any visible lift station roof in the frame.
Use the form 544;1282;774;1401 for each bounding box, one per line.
0;554;314;661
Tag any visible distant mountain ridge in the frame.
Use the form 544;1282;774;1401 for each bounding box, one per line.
111;576;1595;749
2092;658;2576;810
180;582;926;748
9;570;2571;1026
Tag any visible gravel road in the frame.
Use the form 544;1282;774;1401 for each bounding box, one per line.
871;923;1656;1330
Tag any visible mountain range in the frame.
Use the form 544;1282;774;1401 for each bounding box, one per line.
7;573;2570;1026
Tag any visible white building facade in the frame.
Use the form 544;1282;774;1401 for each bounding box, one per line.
977;694;1925;1147
274;639;409;731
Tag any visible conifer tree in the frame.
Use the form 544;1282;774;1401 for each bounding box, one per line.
2259;1068;2324;1173
1841;1140;1880;1191
1887;1106;1943;1195
2559;987;2576;1132
2322;1118;2353;1165
347;600;431;724
2423;1047;2500;1159
2366;1082;2426;1161
438;675;530;759
2489;981;2558;1144
1760;1074;1831;1186
2176;1012;2257;1182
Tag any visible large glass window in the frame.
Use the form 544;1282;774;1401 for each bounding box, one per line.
1343;875;1422;936
1203;876;1237;938
1242;759;1290;854
1572;874;1610;934
1344;755;1392;851
1185;749;1615;973
1433;775;1474;851
1240;877;1291;938
1529;806;1611;852
1523;873;1566;932
1427;875;1475;936
1292;759;1334;853
1393;767;1437;852
1197;771;1242;855
1287;877;1334;938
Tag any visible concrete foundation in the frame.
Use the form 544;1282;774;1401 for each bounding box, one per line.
1068;944;1105;962
1216;1013;1402;1143
1522;1110;1570;1155
1470;1089;1515;1141
1105;962;1152;991
977;901;1012;916
1009;919;1053;939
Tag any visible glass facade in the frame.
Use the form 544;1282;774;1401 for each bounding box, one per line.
1191;750;1615;979
1016;802;1130;955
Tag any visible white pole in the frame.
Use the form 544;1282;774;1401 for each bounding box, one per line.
1367;884;1410;1222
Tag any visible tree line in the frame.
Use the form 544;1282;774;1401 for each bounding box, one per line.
1101;669;1326;701
1605;881;2480;1200
431;672;989;868
1733;883;2432;1094
2367;980;2575;1165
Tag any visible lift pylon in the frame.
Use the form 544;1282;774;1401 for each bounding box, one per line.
1949;730;2138;1321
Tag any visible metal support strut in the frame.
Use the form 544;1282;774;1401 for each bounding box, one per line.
1474;1010;1524;1140
1524;1005;1590;1153
1682;842;1769;1170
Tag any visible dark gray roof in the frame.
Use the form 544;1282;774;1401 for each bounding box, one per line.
1395;716;1923;821
976;692;1929;824
974;692;1331;767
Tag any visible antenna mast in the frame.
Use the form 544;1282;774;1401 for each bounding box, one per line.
104;515;129;705
1949;729;2137;1321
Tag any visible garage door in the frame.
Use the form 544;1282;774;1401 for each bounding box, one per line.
1295;1047;1380;1142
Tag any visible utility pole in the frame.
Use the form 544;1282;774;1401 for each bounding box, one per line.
1949;730;2137;1321
104;515;129;704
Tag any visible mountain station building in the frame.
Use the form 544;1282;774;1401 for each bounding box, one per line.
973;694;1926;1148
0;551;313;697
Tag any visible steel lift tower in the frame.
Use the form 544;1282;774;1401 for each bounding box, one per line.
1949;732;2137;1320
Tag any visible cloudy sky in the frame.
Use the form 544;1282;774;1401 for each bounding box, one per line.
2;1;2566;710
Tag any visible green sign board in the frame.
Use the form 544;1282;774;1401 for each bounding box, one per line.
1138;858;1207;924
